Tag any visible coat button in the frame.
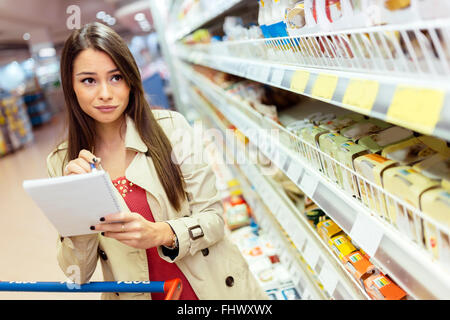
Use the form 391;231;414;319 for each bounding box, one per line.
201;248;209;256
99;249;108;261
225;276;234;287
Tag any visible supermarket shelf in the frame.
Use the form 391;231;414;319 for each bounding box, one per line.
188;86;361;300
188;75;372;300
178;61;450;300
176;19;450;141
168;0;244;42
201;112;325;300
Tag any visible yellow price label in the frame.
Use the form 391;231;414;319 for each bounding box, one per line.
342;79;379;114
290;70;310;93
387;86;445;135
312;74;338;100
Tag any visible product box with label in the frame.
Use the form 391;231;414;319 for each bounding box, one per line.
381;135;449;166
358;126;414;153
382;166;440;245
363;273;407;300
340;118;392;142
318;132;351;184
413;153;450;183
342;251;377;287
328;234;357;262
286;120;314;154
353;154;398;219
299;125;329;173
420;188;450;268
335;141;370;198
319;112;365;133
305;208;327;228
317;219;342;243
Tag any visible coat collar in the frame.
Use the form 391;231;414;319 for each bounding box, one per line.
125;115;148;153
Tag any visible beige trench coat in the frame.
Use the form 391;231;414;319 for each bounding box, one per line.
46;109;267;300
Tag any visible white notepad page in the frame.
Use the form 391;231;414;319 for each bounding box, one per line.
23;170;121;237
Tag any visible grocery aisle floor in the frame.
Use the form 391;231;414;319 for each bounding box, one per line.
0;112;103;299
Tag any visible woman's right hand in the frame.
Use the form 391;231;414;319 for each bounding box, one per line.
64;149;101;176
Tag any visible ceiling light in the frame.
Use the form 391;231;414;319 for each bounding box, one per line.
107;17;116;25
38;47;56;58
96;11;105;19
134;13;145;21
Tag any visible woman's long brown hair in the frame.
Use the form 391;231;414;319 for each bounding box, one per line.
59;22;186;211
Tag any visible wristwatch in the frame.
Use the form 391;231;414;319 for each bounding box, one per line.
164;223;179;250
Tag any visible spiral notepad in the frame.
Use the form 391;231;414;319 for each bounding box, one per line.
23;170;121;237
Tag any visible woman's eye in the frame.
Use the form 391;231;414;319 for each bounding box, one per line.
111;74;123;82
81;78;95;85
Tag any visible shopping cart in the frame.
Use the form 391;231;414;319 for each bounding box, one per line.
0;278;183;300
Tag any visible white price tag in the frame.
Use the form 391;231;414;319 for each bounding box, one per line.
302;241;320;268
280;249;292;267
259;67;271;82
318;262;339;295
350;213;384;257
300;171;319;197
291;229;306;251
271;68;285;86
286;161;303;184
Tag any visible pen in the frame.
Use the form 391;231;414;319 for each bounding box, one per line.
90;158;98;172
90;162;97;172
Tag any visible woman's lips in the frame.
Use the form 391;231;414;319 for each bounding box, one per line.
94;105;118;113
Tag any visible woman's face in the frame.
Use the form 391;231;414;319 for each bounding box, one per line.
72;48;130;124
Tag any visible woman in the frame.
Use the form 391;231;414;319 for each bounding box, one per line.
47;22;267;300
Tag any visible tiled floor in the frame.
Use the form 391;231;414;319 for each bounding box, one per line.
0;112;103;299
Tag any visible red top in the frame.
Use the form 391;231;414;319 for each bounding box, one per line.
112;176;198;300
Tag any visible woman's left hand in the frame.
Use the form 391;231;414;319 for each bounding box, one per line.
92;212;175;249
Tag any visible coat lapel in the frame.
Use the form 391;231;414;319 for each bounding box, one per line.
123;116;165;221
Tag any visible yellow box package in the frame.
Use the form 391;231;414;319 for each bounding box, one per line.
353;154;398;219
383;166;440;245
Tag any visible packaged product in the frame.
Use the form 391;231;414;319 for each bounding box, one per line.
412;153;450;183
304;111;336;125
381;135;450;166
318;132;351;184
382;166;440;245
225;203;251;230
413;154;450;265
328;234;357;262
305;208;327;227
285;1;306;35
358;126;414;154
286;119;314;154
363;273;407;300
384;0;411;11
319;112;365;132
416;0;450;20
312;0;344;25
335;141;370;198
299;125;329;172
317;219;342;242
420;188;450;268
340;118;392;142
353;154;397;219
342;251;377;286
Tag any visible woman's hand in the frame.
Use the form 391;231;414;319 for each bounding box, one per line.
92;211;175;249
64;149;100;175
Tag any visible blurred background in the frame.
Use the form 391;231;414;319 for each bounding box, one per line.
0;0;173;300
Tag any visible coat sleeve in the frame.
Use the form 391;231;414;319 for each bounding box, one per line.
158;111;225;262
47;150;99;284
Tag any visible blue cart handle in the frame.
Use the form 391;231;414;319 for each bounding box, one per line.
0;279;182;300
